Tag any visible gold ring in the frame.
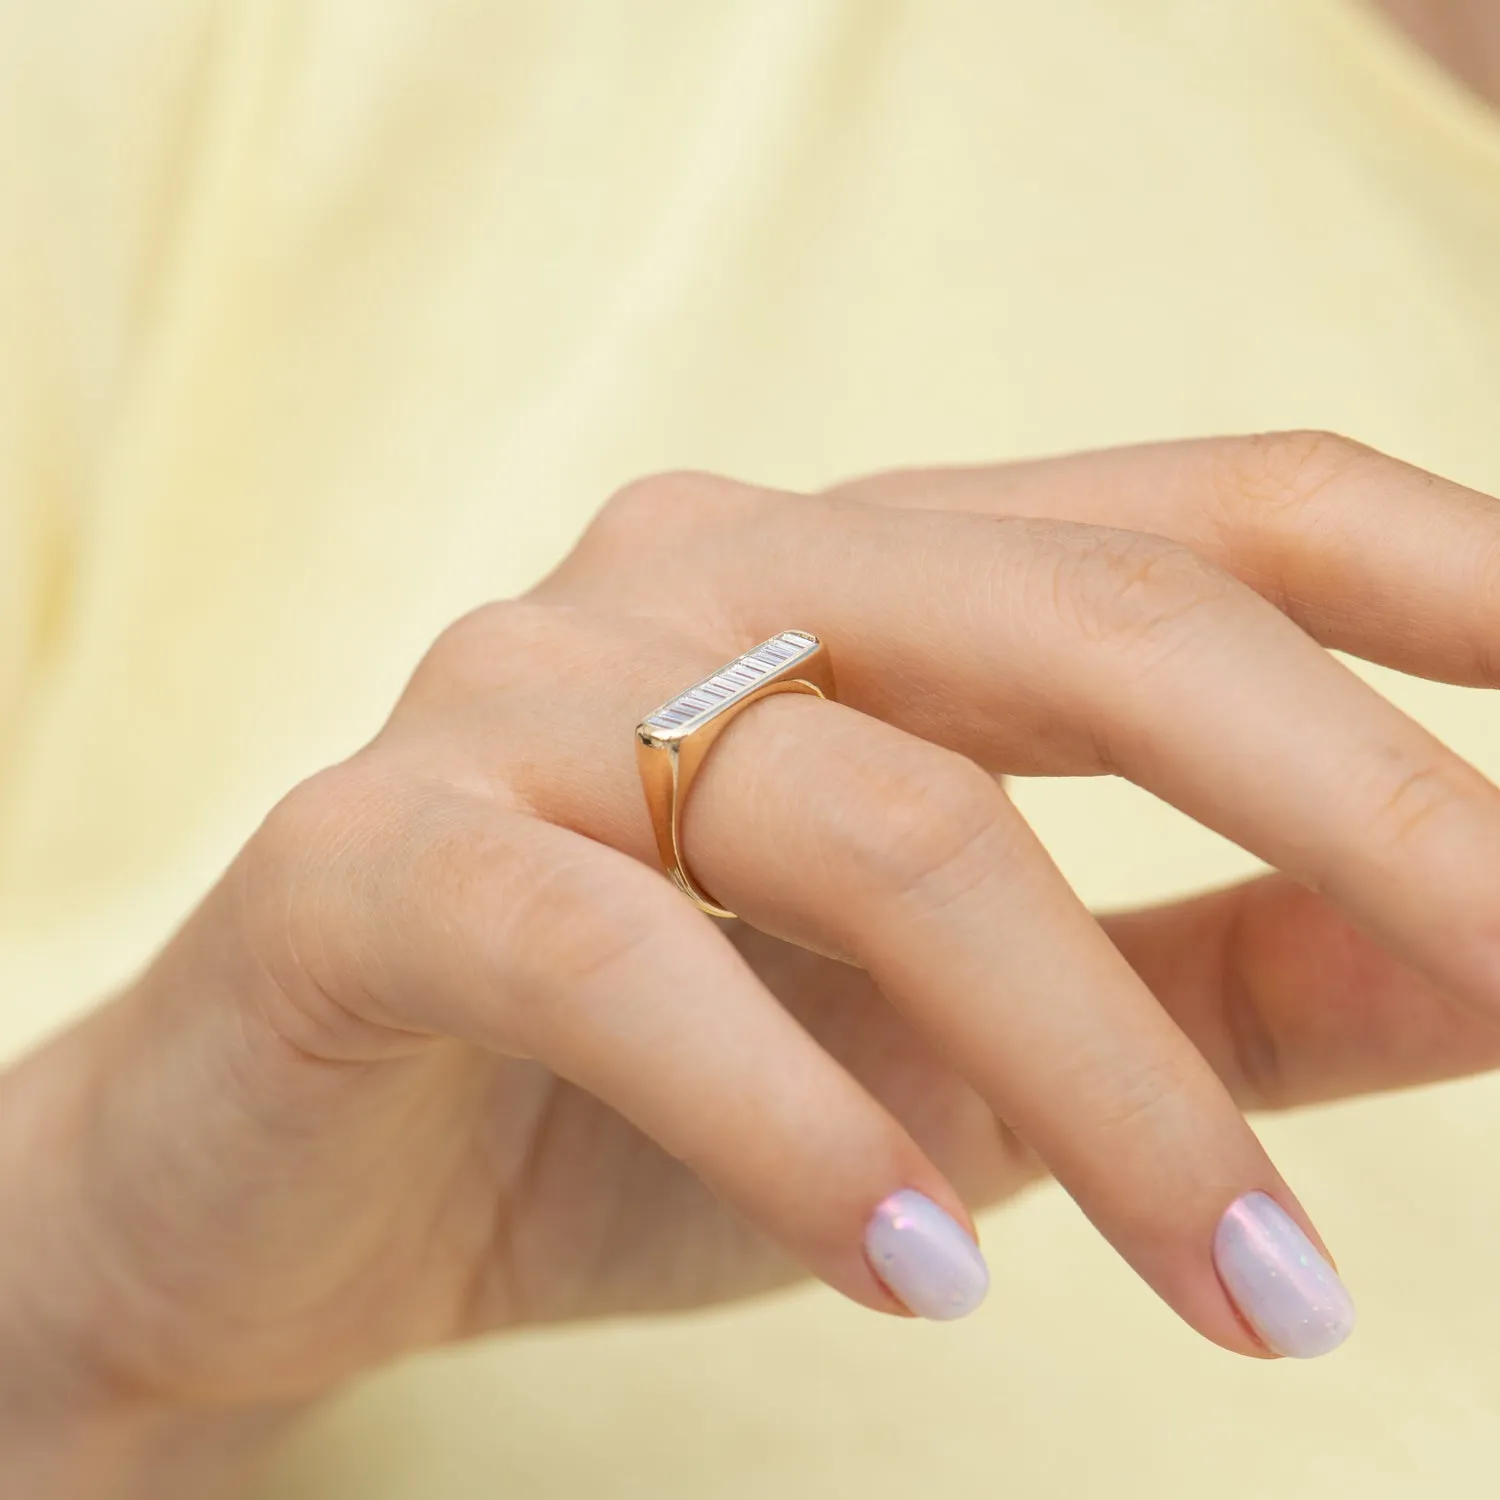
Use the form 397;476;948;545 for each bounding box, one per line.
636;630;837;918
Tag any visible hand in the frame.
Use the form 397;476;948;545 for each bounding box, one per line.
7;431;1500;1474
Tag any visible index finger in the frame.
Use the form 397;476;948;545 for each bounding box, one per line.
546;478;1500;1033
833;429;1500;687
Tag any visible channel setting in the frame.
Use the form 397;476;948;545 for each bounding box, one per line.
640;631;823;739
635;630;836;918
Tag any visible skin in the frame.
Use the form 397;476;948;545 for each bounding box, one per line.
1374;0;1500;106
7;430;1500;1495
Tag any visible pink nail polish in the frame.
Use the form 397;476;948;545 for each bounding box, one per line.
863;1189;989;1321
1213;1191;1355;1358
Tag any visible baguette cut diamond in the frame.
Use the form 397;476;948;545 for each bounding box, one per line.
642;631;820;737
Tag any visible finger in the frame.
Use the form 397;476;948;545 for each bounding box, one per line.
831;430;1500;687
1099;874;1500;1110
725;919;1045;1203
488;627;1354;1361
252;768;989;1324
681;695;1354;1359
552;484;1500;1030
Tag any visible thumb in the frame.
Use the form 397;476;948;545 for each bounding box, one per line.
1099;873;1500;1110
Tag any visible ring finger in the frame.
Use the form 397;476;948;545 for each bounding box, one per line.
463;610;1356;1360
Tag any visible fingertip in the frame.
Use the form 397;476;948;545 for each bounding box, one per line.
861;1188;991;1322
1212;1191;1356;1360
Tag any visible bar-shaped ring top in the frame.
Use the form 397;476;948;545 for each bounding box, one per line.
639;630;821;741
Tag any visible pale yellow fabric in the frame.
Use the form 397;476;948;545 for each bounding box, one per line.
3;2;1500;1495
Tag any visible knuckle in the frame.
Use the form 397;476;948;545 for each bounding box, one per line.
1051;527;1242;650
1319;738;1478;876
1360;751;1468;855
1088;1061;1186;1140
413;599;552;689
548;470;776;619
248;761;378;901
823;740;1013;909
1464;531;1500;686
496;844;663;1009
591;469;770;547
240;759;416;1022
1208;429;1372;523
400;599;622;728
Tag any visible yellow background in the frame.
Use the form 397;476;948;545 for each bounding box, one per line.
3;2;1500;1494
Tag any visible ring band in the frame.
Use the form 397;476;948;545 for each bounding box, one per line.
636;630;837;918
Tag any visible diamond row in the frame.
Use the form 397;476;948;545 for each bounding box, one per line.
644;631;817;734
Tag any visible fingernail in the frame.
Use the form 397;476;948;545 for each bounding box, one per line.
1213;1191;1355;1358
863;1188;989;1320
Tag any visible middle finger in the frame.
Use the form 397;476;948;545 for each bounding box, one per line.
452;604;1354;1358
551;480;1500;1029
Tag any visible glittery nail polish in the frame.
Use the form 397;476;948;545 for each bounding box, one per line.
1213;1191;1355;1358
863;1188;989;1320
